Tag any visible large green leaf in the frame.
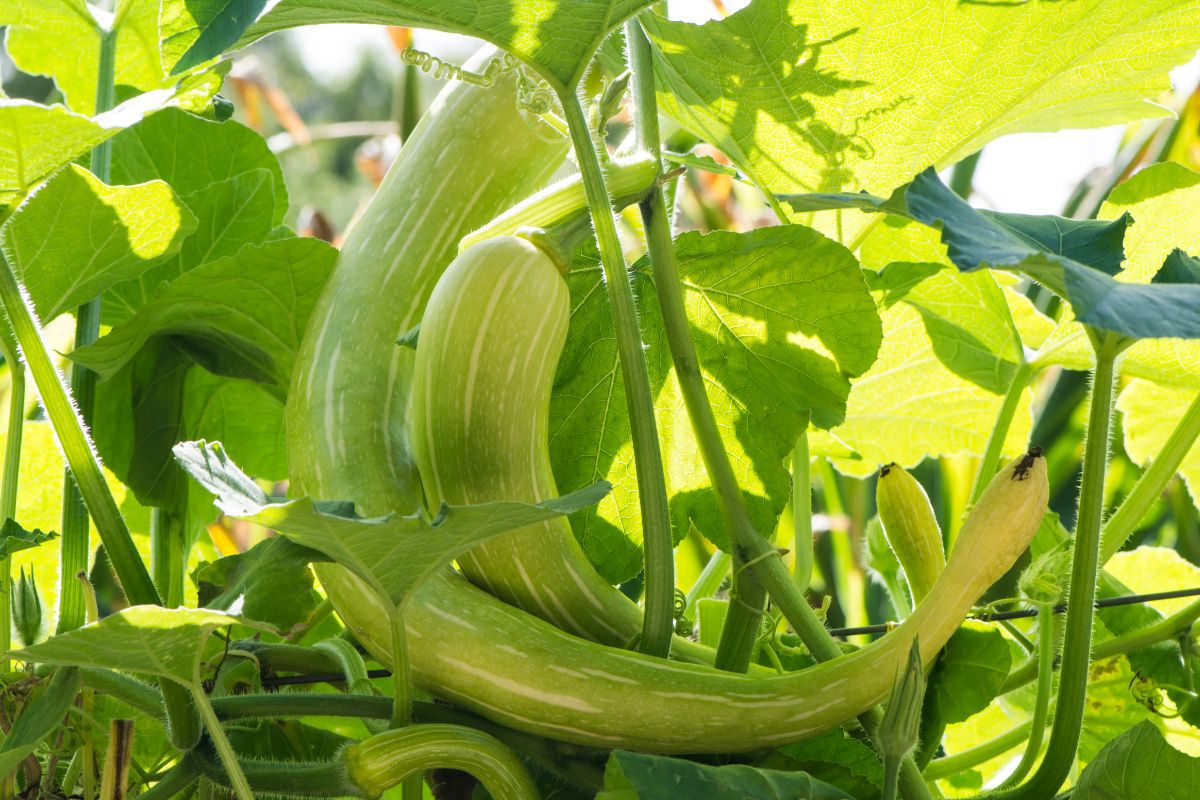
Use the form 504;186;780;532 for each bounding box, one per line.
1074;722;1199;799
243;0;654;90
174;440;612;607
598;750;853;800
0;0;173;115
0;164;196;321
162;0;270;75
109;108;287;225
644;0;1200;239
928;622;1012;726
0;520;58;558
74;237;337;392
11;606;269;685
788;169;1200;342
551;226;880;576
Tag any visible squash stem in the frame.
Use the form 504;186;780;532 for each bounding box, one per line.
792;424;814;592
625;17;930;798
0;248;159;608
991;332;1123;799
1101;387;1200;563
0;330;24;672
998;603;1055;788
558;82;675;660
60;25;119;632
967;360;1036;507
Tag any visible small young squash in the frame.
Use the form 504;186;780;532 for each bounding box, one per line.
408;235;639;644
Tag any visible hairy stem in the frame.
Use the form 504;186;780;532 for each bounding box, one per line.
61;26;119;632
0;331;24;671
993;333;1121;799
558;84;674;659
0;251;158;607
190;677;253;800
924;721;1034;780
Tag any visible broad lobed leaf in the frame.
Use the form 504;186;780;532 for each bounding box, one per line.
645;0;1200;241
243;0;656;89
174;440;612;607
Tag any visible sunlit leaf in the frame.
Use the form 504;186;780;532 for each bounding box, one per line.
644;0;1200;240
1;164;196;321
243;0;656;90
174;440;611;606
1074;722;1199;799
12;606;270;685
552;227;880;575
0;0;172;115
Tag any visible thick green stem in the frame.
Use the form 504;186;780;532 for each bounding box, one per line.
999;604;1055;788
188;747;358;799
346;726;538;800
684;549;730;621
0;252;158;608
793;423;814;591
61;27;119;632
968;361;1036;506
558;85;674;659
314;638;374;696
993;334;1121;800
924;721;1034;780
149;506;185;608
132;759;198;800
0;336;24;671
1101;388;1200;563
387;610;411;730
190;677;253;800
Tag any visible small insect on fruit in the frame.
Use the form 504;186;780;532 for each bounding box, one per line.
1013;446;1045;481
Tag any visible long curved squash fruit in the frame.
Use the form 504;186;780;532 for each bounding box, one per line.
324;232;1047;753
325;454;1046;752
286;47;666;650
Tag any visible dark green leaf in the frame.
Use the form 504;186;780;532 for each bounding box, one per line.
754;729;884;799
0;520;57;558
788;169;1200;341
929;621;1011;724
1074;722;1200;799
598;750;854;800
164;0;271;75
192;537;319;632
1;164;196;322
76;237;337;391
174;440;612;606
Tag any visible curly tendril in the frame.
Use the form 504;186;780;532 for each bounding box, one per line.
399;48;519;88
